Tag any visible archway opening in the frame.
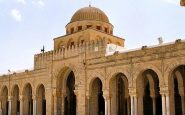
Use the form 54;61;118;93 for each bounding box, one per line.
64;71;76;115
12;85;20;115
36;84;46;115
1;86;8;115
90;78;105;115
137;69;162;115
171;65;185;115
109;73;129;115
174;78;182;115
143;80;153;115
23;84;33;115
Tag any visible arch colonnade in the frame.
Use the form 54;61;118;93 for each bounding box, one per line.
0;65;185;115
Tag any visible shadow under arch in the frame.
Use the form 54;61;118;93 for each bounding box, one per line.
1;86;8;115
109;73;129;115
89;77;105;115
56;67;76;115
169;65;185;115
36;84;46;115
136;69;162;115
11;84;20;115
22;83;33;115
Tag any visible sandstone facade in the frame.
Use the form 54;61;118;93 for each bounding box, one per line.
0;6;185;115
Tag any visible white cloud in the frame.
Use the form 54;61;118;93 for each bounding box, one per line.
11;9;22;22
32;0;45;7
162;0;180;5
17;0;26;4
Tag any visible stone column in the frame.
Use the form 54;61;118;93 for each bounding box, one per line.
8;96;12;115
19;95;24;115
130;96;134;115
32;95;37;115
165;94;170;115
103;90;110;115
134;95;138;115
107;97;111;115
161;94;166;115
130;94;137;115
105;98;108;115
103;95;111;115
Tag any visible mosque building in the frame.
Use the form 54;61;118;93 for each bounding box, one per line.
0;5;185;115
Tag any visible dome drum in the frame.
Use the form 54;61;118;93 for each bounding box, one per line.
66;20;113;35
66;6;113;35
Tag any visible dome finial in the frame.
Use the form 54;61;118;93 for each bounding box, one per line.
89;0;91;7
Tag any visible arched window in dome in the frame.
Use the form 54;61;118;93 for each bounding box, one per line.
105;27;108;33
71;27;74;34
87;25;92;28
96;26;102;30
78;26;82;31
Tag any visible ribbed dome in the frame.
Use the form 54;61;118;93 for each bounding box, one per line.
70;6;109;23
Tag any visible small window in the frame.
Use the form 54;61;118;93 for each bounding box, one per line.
87;25;92;28
71;28;74;33
81;40;84;44
96;26;101;30
78;26;82;31
110;30;113;34
105;28;108;33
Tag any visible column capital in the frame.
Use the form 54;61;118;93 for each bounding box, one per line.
32;95;37;100
103;94;110;100
52;90;61;97
160;85;170;96
74;89;79;96
8;96;13;101
129;87;137;97
19;95;24;101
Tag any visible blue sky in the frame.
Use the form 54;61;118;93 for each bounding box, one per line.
0;0;184;74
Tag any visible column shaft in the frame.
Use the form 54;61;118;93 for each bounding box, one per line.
33;99;37;115
107;99;110;115
166;95;170;115
105;99;108;115
162;95;166;115
131;96;134;115
134;96;137;115
8;100;11;115
20;99;23;115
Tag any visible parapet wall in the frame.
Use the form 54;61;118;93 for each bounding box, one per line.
34;39;106;69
